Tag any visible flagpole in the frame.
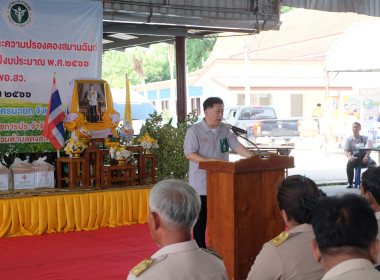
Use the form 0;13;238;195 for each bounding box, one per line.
41;73;66;155
124;74;133;126
54;72;60;159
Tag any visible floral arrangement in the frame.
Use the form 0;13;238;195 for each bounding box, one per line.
102;109;120;129
137;132;159;151
64;112;87;132
109;146;132;161
64;137;86;155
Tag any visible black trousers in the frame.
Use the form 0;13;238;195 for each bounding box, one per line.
346;156;376;185
89;105;97;122
193;195;207;249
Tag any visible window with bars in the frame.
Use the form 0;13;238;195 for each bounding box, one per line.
191;98;201;116
161;100;169;111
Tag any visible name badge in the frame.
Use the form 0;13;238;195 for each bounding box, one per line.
220;138;229;153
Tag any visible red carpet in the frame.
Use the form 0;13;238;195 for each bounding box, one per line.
0;224;158;280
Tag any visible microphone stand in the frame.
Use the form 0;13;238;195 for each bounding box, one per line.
232;131;261;153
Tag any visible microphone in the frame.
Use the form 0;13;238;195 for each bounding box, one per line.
225;123;247;135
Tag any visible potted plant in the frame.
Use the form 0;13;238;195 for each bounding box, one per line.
137;132;159;154
136;110;198;180
109;146;132;165
64;137;85;157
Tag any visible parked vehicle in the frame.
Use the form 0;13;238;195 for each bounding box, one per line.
224;106;300;146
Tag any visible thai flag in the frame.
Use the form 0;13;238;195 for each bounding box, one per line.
42;77;65;150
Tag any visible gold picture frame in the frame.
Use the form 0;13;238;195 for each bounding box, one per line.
68;79;119;134
77;81;106;123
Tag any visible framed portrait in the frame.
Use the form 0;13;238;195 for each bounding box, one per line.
77;81;107;123
67;79;120;136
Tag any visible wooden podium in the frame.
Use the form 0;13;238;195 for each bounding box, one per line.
199;154;294;280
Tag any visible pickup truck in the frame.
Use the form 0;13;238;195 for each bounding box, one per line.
223;106;300;146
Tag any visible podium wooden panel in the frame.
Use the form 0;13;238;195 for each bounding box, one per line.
199;154;294;280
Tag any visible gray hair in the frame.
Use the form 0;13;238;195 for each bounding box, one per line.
149;179;201;230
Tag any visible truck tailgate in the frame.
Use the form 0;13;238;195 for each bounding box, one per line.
258;120;299;137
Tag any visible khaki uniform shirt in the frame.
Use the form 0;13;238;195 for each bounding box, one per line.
376;211;380;265
246;223;324;280
321;258;380;279
127;240;228;280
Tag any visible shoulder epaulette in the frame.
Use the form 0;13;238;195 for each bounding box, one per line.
202;246;223;260
130;255;166;277
270;231;290;247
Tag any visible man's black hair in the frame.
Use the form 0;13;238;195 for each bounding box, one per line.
203;97;223;112
362;166;380;205
311;194;378;254
352;122;361;128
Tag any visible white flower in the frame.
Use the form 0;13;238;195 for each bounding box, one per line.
141;141;154;150
64;136;85;155
110;113;120;125
64;113;78;123
109;146;131;160
152;143;159;149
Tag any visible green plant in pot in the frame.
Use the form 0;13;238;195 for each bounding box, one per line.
136;110;198;180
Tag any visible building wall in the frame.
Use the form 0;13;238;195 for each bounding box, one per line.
131;51;380;125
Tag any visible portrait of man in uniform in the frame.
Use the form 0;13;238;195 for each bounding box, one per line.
78;82;106;123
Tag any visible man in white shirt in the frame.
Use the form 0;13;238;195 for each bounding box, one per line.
310;194;380;279
344;122;375;188
184;97;252;248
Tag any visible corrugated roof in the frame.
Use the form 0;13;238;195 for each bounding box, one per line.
198;9;380;88
102;0;380;51
247;9;374;60
208;9;376;62
282;0;380;17
102;0;280;50
104;0;279;29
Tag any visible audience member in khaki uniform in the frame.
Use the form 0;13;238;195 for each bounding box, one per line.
127;179;228;280
311;194;380;279
246;175;325;280
360;166;380;268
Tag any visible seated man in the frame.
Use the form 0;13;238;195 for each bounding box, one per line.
127;179;228;280
344;122;376;188
311;194;380;279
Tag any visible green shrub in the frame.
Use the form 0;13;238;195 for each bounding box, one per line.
137;110;198;180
